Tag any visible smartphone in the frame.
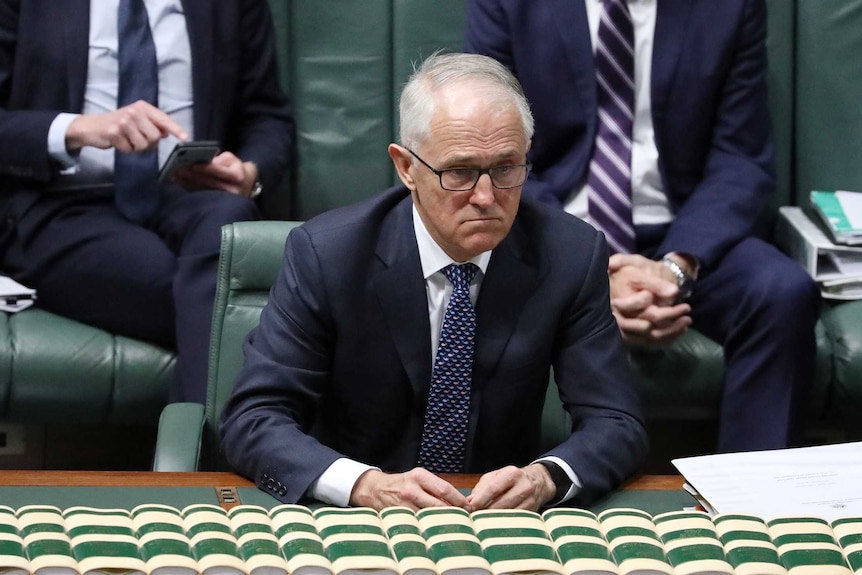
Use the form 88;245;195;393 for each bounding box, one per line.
158;140;220;183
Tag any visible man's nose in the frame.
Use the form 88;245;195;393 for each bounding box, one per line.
470;173;496;205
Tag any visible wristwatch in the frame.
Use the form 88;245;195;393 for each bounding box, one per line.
661;255;695;303
249;179;263;199
537;460;573;506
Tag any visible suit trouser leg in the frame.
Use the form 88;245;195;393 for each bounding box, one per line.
152;189;260;403
3;194;178;348
688;237;820;452
4;189;260;405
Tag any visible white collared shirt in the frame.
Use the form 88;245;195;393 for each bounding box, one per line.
564;0;673;226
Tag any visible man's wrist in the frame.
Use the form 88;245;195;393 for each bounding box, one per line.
664;252;699;279
536;460;572;506
242;161;260;198
661;254;696;303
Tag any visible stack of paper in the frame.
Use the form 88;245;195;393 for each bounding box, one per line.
0;275;36;313
672;441;862;521
775;206;862;299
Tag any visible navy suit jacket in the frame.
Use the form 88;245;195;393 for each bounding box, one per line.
0;0;293;214
465;0;775;270
221;186;648;504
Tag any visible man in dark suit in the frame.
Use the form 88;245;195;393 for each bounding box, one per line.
221;52;648;511
0;0;294;403
465;0;820;452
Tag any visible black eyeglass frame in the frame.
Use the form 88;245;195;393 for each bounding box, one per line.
407;148;531;192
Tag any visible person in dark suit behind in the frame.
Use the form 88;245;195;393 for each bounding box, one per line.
220;51;648;511
0;0;294;403
465;0;820;452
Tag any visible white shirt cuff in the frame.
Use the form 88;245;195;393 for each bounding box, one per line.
535;455;582;503
308;458;379;507
48;113;81;172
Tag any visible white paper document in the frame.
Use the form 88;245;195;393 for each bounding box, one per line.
672;441;862;520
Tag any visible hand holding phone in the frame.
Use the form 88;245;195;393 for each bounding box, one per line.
159;141;220;183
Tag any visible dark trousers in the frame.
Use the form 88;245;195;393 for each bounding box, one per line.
637;226;821;452
1;186;260;403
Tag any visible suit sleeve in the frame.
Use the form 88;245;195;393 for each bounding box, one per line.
545;231;649;503
658;0;774;269
464;0;570;207
220;226;345;503
0;0;61;183
232;0;295;193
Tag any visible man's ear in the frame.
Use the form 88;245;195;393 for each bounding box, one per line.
388;144;416;190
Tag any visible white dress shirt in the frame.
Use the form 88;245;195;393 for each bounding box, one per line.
310;205;580;506
565;0;673;226
47;0;193;190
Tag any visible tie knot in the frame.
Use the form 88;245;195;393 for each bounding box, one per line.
443;263;478;291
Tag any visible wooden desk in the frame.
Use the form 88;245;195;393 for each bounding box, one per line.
442;474;684;491
0;470;254;487
0;471;686;512
0;470;682;489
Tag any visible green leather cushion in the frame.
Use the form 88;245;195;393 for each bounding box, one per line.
632;320;831;423
821;301;862;430
0;309;173;425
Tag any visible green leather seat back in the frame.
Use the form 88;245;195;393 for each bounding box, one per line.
282;0;791;220
201;221;302;469
795;0;862;203
795;0;862;431
258;0;294;220
766;0;795;212
284;0;466;220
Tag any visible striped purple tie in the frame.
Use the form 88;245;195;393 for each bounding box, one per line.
586;0;636;254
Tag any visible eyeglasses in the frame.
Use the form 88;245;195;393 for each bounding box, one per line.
407;149;531;192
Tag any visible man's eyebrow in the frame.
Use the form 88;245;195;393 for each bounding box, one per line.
441;152;523;167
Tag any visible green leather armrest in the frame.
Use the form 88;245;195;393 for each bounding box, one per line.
152;402;206;471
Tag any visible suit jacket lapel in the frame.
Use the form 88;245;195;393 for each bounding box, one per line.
651;0;693;128
63;0;90;111
552;0;597;129
373;197;433;398
180;0;214;138
473;217;539;391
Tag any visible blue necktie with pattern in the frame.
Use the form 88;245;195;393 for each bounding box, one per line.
586;0;636;254
114;0;160;224
418;263;479;473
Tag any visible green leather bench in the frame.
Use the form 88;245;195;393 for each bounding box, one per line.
7;0;862;468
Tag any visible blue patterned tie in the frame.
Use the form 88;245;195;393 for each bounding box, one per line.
114;0;160;223
586;0;636;254
418;263;479;473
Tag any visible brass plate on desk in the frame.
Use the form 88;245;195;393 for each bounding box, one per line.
216;486;241;509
